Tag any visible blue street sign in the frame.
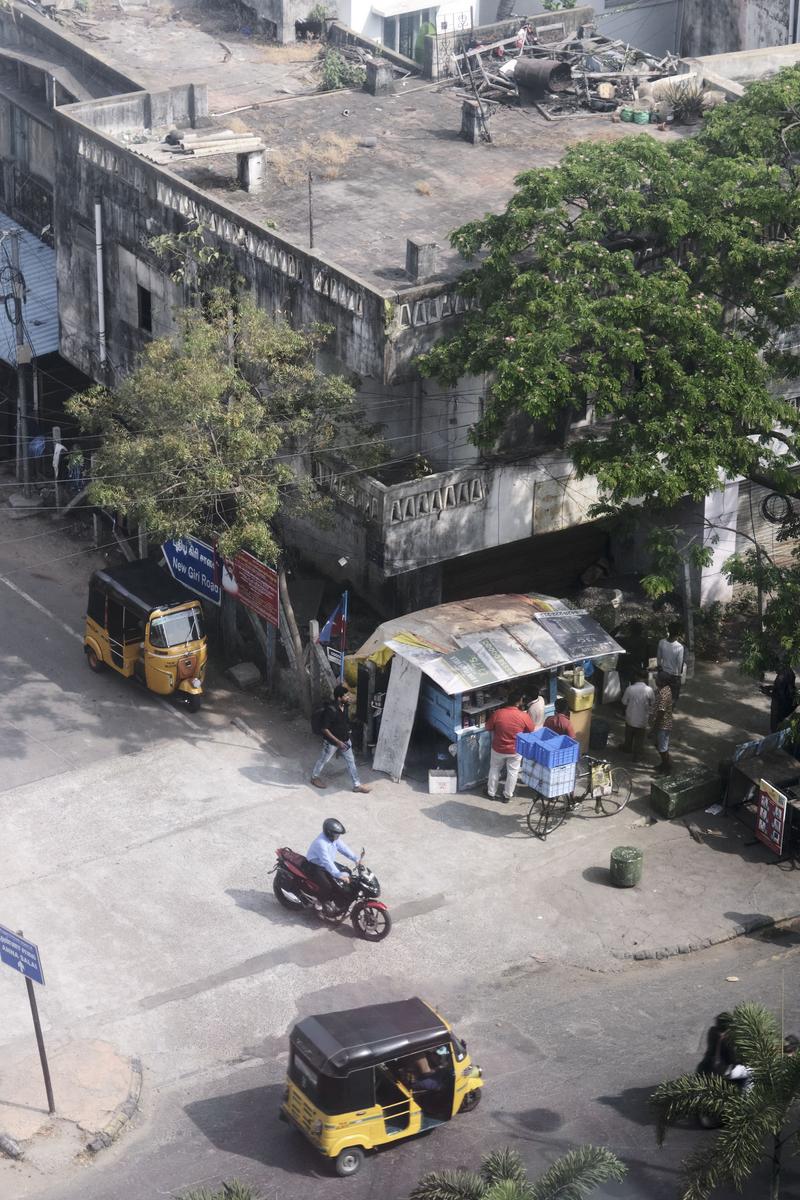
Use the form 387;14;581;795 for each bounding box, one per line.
0;925;45;986
162;536;221;606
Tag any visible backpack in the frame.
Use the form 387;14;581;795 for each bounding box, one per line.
311;704;328;736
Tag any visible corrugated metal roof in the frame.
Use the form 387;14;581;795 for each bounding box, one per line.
356;593;625;694
0;212;58;366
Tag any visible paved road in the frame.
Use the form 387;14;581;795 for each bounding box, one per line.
44;925;800;1200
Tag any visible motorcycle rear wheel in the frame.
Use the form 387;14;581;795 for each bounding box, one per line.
273;872;306;910
351;903;392;941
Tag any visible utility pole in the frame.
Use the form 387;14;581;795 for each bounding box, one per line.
10;233;31;498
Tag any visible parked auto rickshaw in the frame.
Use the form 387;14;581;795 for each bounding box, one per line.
83;561;207;710
280;997;483;1176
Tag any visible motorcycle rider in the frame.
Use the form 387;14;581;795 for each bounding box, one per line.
306;818;359;915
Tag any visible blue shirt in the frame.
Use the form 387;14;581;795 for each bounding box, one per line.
306;833;357;878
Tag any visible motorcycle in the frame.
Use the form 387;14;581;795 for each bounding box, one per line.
271;847;392;942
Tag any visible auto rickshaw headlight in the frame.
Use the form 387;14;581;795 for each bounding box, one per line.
192;678;202;688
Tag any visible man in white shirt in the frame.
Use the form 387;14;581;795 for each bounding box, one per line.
621;672;655;761
527;686;546;730
657;626;685;705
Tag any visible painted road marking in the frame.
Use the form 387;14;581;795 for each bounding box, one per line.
0;572;83;642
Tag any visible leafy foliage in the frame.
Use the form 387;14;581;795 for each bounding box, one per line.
419;68;800;509
408;1144;625;1200
180;1183;257;1200
724;544;800;674
320;48;366;91
65;295;372;562
652;1002;800;1200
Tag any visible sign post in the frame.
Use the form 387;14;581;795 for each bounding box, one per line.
162;536;222;606
0;926;54;1114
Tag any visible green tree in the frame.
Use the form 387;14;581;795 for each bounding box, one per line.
66;296;374;706
419;69;800;508
408;1145;625;1200
652;1002;800;1200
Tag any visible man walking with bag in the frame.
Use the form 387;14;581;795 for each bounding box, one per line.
311;684;371;792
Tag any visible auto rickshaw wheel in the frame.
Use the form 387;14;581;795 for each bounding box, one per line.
185;694;202;713
86;647;104;673
334;1147;364;1177
459;1088;482;1114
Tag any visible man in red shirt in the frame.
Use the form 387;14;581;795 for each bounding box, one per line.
544;697;577;739
485;690;534;801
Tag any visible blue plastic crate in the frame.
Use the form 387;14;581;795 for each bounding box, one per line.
529;727;580;767
515;730;545;760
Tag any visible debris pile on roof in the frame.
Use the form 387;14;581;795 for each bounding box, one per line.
446;24;687;122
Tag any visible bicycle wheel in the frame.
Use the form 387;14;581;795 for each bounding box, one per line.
596;766;633;815
527;792;570;838
574;755;592;800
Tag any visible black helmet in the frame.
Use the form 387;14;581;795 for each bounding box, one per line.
323;818;345;841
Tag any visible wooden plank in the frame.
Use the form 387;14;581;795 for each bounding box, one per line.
372;657;422;782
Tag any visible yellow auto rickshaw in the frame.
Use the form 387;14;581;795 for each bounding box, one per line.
280;997;483;1176
83;561;207;711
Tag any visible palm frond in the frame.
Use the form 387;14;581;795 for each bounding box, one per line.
527;1145;626;1200
484;1181;536;1200
652;1072;737;1144
729;1003;781;1081
481;1149;527;1187
409;1169;487;1200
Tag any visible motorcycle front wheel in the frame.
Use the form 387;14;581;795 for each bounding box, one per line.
273;871;306;910
351;903;392;941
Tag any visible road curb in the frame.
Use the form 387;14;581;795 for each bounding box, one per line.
615;912;800;962
86;1057;142;1154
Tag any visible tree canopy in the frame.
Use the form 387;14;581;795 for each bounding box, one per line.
66;297;368;563
419;68;800;509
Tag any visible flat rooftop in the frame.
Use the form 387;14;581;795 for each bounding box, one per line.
134;84;685;291
62;1;686;291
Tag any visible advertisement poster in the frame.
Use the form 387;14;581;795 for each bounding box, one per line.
755;778;787;855
223;550;279;627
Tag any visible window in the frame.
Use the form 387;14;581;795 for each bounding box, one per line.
149;608;205;649
87;586;105;626
137;284;152;334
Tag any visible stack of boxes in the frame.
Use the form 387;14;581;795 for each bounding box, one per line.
516;728;580;797
557;674;596;753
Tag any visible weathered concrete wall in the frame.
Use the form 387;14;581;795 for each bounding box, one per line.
0;2;142;98
241;0;310;43
54;95;392;382
681;0;792;57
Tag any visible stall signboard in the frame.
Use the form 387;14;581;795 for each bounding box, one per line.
456;632;537;680
226;550;279;627
534;610;620;662
756;778;787;855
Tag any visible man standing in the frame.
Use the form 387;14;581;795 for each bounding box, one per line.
652;671;674;774
527;686;546;730
311;684;371;792
544;697;577;739
485;690;534;802
657;625;685;705
621;671;655;761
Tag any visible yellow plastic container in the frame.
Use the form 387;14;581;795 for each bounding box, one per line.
558;680;596;712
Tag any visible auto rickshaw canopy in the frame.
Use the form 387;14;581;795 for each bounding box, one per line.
291;998;448;1076
90;560;199;619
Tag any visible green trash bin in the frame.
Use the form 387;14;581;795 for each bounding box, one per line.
610;845;643;888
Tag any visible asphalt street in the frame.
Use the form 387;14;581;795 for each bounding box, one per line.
44;927;800;1200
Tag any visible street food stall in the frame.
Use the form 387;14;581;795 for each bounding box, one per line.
353;594;623;789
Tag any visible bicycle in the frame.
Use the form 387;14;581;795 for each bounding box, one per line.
526;755;633;839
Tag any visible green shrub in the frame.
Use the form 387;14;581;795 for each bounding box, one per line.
320;48;366;91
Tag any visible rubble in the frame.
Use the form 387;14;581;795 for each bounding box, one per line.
444;26;692;124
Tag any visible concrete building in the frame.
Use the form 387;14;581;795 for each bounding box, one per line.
681;0;798;58
0;2;796;614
